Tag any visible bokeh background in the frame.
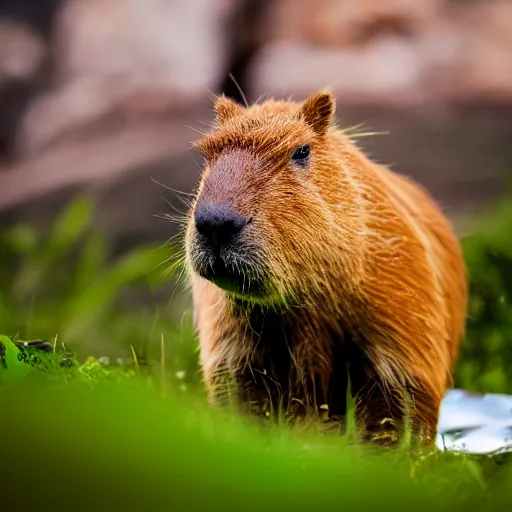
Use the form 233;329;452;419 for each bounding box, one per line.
1;0;511;393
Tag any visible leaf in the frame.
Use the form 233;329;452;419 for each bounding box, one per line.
11;196;94;299
461;456;486;490
72;232;107;294
62;246;167;339
0;335;32;380
2;225;38;255
43;196;94;260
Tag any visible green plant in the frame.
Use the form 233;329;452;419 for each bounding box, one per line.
0;334;511;511
0;196;200;385
455;200;512;393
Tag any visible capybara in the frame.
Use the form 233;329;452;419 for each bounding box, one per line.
184;90;467;445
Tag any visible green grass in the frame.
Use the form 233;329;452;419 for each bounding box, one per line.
1;195;512;509
0;335;511;511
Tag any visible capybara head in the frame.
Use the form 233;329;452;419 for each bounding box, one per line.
186;91;364;307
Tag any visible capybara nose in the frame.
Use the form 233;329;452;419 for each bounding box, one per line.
194;203;250;249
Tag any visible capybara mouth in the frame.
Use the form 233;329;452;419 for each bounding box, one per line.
194;253;268;298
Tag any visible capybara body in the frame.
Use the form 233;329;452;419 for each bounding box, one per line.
185;91;467;444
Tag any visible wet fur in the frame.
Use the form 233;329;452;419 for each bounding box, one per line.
185;91;467;444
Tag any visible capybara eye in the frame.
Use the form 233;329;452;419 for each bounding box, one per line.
291;145;310;164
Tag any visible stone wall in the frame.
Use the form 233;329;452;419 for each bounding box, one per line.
0;0;511;247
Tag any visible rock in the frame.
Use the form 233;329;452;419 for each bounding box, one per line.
15;0;235;155
251;0;512;105
0;19;49;158
251;0;451;103
2;0;512;219
250;37;428;105
0;19;46;85
251;18;463;106
265;0;444;48
452;0;512;102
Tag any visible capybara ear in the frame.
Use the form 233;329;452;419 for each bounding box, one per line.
300;90;336;136
214;95;244;124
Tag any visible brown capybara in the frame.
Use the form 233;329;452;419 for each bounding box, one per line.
184;90;467;445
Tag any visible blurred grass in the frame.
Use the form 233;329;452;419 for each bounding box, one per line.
457;200;512;393
0;196;200;384
1;194;512;508
0;336;511;511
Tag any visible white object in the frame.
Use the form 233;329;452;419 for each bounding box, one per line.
436;389;512;456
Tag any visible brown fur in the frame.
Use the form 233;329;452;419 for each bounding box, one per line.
184;91;467;445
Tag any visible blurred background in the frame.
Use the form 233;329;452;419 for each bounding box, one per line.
0;0;511;393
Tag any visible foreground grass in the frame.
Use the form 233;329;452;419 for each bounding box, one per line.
1;336;511;511
2;195;512;509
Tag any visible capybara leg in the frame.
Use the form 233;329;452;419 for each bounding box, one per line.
408;389;441;446
206;367;278;420
203;365;238;408
361;404;400;446
360;385;440;447
356;384;406;446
